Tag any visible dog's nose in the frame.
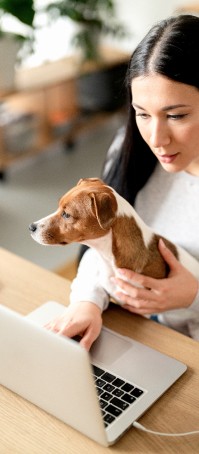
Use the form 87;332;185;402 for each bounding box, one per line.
29;223;37;233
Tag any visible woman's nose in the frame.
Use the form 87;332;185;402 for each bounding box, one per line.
150;121;171;148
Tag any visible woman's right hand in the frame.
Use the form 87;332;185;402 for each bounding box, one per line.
45;301;102;351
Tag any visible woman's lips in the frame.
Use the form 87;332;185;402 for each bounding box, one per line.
157;153;179;163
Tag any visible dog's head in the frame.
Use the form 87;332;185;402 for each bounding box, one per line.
29;178;118;245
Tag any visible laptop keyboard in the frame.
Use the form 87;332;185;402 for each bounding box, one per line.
92;365;145;427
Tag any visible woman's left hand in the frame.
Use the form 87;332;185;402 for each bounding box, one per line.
111;239;198;315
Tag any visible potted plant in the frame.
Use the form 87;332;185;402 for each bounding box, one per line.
44;0;129;112
0;0;35;90
45;0;126;62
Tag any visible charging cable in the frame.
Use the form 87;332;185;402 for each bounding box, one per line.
133;421;199;437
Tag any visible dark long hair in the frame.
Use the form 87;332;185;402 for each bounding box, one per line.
104;14;199;205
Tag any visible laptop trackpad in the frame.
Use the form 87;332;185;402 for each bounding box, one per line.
90;327;132;367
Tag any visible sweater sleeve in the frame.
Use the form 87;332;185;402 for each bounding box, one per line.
69;248;110;312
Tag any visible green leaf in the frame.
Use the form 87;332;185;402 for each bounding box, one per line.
0;0;35;26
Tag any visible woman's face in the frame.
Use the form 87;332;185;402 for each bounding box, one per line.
131;74;199;175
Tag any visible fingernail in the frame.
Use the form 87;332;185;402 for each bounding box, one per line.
159;238;166;248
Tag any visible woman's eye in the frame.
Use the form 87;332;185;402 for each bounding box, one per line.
62;211;70;219
167;114;188;120
135;113;149;119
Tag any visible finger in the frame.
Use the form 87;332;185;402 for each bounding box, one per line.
44;319;56;329
158;238;180;270
123;303;157;315
115;269;161;291
59;320;82;338
44;319;63;332
80;326;100;351
117;290;158;309
44;312;69;331
80;331;95;351
114;280;158;302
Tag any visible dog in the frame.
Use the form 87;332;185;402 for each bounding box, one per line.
29;177;199;338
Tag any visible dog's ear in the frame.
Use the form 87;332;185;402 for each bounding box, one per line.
77;177;104;186
90;191;117;230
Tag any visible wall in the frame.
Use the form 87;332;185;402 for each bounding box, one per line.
105;0;199;52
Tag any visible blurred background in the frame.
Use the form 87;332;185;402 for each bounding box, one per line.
0;0;198;279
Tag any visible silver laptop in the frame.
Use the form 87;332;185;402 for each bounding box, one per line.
0;302;187;446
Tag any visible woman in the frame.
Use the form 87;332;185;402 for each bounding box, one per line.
47;14;199;348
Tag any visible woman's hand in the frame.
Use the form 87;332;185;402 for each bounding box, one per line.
112;239;198;315
45;301;102;351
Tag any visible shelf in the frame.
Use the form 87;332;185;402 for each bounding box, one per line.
15;47;130;92
0;48;129;177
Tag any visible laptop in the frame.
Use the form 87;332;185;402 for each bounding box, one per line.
0;301;187;446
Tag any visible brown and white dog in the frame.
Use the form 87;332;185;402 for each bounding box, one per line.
29;177;199;336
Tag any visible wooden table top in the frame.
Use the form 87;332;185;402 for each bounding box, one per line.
0;247;199;453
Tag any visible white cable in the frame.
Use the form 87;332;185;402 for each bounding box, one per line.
133;421;199;437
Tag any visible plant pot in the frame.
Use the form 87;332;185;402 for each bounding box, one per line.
76;62;128;113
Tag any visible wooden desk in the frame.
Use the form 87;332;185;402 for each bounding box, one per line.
0;247;199;453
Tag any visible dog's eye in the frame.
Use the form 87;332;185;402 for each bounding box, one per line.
62;211;70;219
